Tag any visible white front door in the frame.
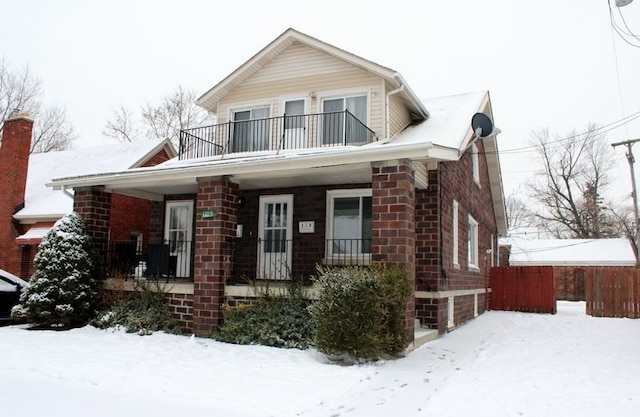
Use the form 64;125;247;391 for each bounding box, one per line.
258;195;293;279
164;201;193;278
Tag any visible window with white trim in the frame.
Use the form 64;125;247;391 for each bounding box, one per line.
452;200;459;267
231;106;270;153
471;142;480;185
468;215;479;269
326;189;372;262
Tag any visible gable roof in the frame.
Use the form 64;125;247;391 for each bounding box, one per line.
14;139;176;222
501;237;636;266
196;28;428;120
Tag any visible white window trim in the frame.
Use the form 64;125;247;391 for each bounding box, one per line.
471;142;480;186
468;215;479;270
325;189;372;263
452;200;459;268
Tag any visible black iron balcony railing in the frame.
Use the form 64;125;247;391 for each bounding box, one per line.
178;110;377;160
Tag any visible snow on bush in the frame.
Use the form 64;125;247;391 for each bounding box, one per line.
11;212;100;328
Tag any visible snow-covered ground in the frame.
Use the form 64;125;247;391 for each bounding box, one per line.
1;301;638;416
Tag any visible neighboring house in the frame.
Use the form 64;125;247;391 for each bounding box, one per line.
499;236;636;300
48;28;508;342
0;112;177;280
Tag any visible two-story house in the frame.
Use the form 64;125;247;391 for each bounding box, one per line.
49;28;507;343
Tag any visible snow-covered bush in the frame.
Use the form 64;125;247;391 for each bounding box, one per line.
309;265;411;361
11;212;100;328
93;280;179;335
213;280;313;349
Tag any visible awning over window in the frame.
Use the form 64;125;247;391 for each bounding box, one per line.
16;225;52;245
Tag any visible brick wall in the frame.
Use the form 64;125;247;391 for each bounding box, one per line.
166;292;194;333
415;138;498;331
73;187;112;272
0;114;33;276
192;179;238;335
372;161;416;344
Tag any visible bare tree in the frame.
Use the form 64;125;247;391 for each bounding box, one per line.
103;85;214;147
103;105;138;143
527;124;618;238
0;58;76;153
505;193;533;230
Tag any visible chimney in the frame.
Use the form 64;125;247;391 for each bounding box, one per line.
0;111;34;275
0;111;34;209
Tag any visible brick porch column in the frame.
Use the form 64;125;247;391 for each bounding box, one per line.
73;186;112;275
192;177;238;336
372;160;416;345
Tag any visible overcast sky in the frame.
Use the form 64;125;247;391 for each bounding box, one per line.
3;0;640;201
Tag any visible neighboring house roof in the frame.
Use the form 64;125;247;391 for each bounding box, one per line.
0;269;28;292
500;237;636;266
197;28;429;120
14;139;176;223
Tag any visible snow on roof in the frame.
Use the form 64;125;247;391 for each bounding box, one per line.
0;268;28;292
389;91;487;150
16;225;53;244
501;237;636;266
15;139;170;220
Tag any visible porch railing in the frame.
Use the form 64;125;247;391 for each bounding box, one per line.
107;238;371;282
178;110;377;160
232;238;372;282
106;240;193;280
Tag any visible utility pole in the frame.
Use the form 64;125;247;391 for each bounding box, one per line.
612;138;640;266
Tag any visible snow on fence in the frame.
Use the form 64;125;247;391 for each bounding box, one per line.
586;267;640;318
490;266;557;314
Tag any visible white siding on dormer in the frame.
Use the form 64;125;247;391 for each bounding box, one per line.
218;43;384;138
388;92;413;138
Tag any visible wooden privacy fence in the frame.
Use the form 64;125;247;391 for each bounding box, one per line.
491;266;556;314
586;267;640;318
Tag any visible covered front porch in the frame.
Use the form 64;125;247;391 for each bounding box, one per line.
69;153;419;337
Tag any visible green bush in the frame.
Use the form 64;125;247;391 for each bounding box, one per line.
309;264;412;361
93;281;179;335
212;283;313;349
12;212;100;328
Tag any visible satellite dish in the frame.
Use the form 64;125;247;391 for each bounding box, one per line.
471;113;495;138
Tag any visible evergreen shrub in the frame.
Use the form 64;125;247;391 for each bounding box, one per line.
213;281;313;349
11;212;100;328
309;264;411;361
93;280;179;335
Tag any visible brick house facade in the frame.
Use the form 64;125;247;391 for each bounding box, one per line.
47;29;507;343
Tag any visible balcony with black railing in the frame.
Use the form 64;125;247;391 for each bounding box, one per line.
178;110;377;160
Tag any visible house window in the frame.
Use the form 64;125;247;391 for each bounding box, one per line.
471;142;480;185
326;189;372;261
231;106;270;153
322;95;368;145
452;200;459;267
468;215;479;269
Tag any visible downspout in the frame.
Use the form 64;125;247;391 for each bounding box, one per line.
61;185;74;199
385;84;405;139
